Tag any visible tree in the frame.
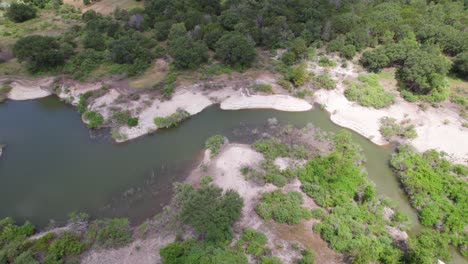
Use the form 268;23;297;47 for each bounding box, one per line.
6;3;37;23
168;36;208;69
215;33;257;68
453;51;468;78
83;31;106;51
174;180;243;242
13;35;65;72
396;49;451;94
360;48;390;73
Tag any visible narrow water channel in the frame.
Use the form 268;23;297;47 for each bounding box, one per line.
0;97;464;263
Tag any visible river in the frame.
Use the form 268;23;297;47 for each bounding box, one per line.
0;97;464;263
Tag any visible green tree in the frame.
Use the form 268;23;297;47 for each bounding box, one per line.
13;35;65;72
396;49;451;95
215;33;257;68
168;36;208;69
453;51;468;78
6;3;37;23
360;48;390;73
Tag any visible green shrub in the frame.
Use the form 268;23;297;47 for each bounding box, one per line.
111;110;131;125
154;110;190;129
0;85;12;103
88;218;132;249
174;182;243;242
48;232;85;259
344;74;395;108
205;135;225;157
255;190;306;225
82;111;103;129
127;117;138;127
251;83;273;93
313;74;336;90
236;229;268;257
259;256;282;264
379;117;417;140
390;145;467;254
310;208;326;220
13;251;38;264
76;91;94;113
318;57;337;67
296;250;315;264
160;239;248;264
0;220;35;244
6;3;37;23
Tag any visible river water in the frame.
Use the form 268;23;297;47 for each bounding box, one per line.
0;97;464;263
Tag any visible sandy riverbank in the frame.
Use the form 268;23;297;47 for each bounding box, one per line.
1;76;54;100
308;59;468;165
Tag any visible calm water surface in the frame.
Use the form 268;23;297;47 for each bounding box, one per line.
0;97;464;263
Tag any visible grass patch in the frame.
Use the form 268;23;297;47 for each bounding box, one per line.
345;74;395;108
313;74;336;90
85;218;132;249
236;229;268;258
318;56;337;67
205;135;225;157
153;109;190;129
250;83;273;93
379;117;417;141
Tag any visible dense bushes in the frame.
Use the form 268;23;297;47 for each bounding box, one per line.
345;74;395;108
215;33;257;68
154;110;190;129
160;239;248;264
390;145;467;255
313;74;336;90
174;179;243;242
236;229;268;258
13;35;66;72
6;3;37;23
255;190;310;225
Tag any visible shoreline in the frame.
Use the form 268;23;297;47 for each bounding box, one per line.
1;73;467;164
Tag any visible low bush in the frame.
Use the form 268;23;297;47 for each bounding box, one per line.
255;190;308;225
86;218;133;249
250;83;273;93
0;85;12;103
205;135;225;157
310;208;326;220
127;117;138;127
313;74;336;90
379;117;417;141
344;74;395;108
48;232;85;259
236;229;268;257
318;57;337;67
111;111;131;125
6;3;37;23
160;239;248;264
154;110;190;129
296;250;315;264
82;111;103;129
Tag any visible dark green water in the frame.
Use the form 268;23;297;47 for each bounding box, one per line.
0;97;464;263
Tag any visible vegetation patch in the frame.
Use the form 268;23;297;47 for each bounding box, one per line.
174;178;243;242
236;228;268;258
313;74;336;90
318;57;337;67
154;110;190;129
205;135;225;157
345;74;395;108
0;85;12;103
82;111;104;129
250;83;273;93
390;145;467;256
85;218;133;249
379;117;417;141
255;190;311;225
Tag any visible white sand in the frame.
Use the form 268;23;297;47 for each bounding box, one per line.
221;94;312;111
310;59;468;164
4;77;54;100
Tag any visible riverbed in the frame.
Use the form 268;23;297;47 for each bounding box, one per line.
0;97;464;263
